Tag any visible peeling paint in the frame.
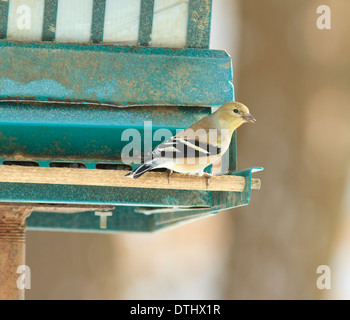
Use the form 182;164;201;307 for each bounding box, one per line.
0;78;74;99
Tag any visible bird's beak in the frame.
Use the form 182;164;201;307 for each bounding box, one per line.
242;113;256;123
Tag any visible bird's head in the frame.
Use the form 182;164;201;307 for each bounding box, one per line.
215;102;256;129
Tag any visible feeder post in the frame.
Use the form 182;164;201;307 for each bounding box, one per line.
0;206;32;300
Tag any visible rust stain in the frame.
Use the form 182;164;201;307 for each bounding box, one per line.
219;61;231;69
0;131;27;154
52;140;66;154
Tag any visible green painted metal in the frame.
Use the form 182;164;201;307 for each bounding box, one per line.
0;41;233;107
42;0;58;41
27;207;154;233
27;207;216;233
0;1;9;40
0;182;212;207
226;132;237;174
25;167;262;233
187;0;212;48
138;0;154;46
0;103;211;161
91;0;106;43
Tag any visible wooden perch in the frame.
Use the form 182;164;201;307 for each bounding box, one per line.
0;165;261;192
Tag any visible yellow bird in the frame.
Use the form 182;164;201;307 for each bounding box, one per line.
125;102;255;183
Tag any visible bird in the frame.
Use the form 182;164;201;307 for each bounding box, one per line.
125;101;255;185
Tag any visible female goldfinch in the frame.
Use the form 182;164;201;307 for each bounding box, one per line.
125;102;255;181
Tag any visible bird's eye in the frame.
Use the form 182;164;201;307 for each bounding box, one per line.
233;109;239;114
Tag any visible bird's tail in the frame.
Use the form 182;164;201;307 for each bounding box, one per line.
125;163;153;179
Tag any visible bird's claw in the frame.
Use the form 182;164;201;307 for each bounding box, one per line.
203;172;213;189
167;169;173;184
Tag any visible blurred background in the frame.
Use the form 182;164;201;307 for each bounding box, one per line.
26;0;350;299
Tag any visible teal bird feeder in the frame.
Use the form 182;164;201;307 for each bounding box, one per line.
0;0;262;234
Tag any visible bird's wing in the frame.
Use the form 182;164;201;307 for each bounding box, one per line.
147;136;221;161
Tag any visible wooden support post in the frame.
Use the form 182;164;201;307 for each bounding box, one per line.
0;206;32;300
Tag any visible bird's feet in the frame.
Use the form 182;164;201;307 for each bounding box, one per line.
203;172;213;189
167;169;173;184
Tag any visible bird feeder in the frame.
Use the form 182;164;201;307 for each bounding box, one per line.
0;0;262;291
